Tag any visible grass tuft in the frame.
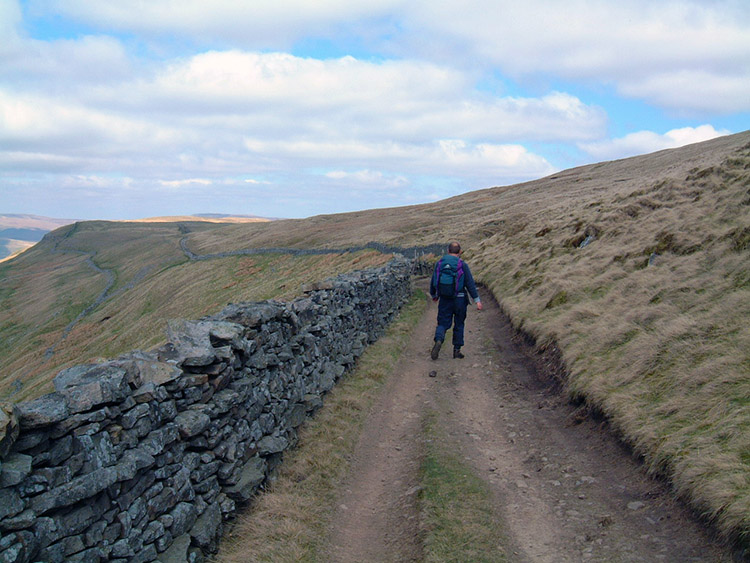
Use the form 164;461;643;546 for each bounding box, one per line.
420;410;508;562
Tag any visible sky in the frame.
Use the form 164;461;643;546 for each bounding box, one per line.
1;0;749;220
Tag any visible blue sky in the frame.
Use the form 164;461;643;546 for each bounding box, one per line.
1;0;749;220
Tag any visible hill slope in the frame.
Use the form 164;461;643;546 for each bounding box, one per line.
0;131;748;542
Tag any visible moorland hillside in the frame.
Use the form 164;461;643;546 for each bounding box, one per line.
1;130;748;542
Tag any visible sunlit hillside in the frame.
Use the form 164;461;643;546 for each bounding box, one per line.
0;131;747;542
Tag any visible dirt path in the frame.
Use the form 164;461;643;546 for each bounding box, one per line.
326;282;734;562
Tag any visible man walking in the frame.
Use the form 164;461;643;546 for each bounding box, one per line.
429;242;482;360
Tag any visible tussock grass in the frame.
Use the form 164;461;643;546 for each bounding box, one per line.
215;289;428;562
420;410;508;562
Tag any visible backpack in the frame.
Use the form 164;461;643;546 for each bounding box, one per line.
436;255;464;297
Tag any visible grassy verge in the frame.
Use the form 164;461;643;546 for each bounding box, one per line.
419;409;509;563
215;288;428;562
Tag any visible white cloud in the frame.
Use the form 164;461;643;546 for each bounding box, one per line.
159;178;213;188
324;169;408;187
37;0;402;46
398;0;750;113
579;125;729;161
26;0;750;114
0;91;181;152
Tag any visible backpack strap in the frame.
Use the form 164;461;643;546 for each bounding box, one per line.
435;258;443;291
455;259;464;294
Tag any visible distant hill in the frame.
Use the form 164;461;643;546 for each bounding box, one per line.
128;213;278;223
0;214;77;261
0;132;748;543
0;213;278;261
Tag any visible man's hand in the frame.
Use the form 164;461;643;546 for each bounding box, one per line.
432;296;439;302
476;301;483;311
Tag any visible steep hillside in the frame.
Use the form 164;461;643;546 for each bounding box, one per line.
0;131;747;542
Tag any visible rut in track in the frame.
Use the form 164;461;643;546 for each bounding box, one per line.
324;281;733;562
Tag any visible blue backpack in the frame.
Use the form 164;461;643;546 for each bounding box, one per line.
436;255;464;297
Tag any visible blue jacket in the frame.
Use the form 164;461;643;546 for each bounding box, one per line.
430;254;480;301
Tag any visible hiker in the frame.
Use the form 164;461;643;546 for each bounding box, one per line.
429;241;482;360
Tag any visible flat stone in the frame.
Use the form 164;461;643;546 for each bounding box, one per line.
170;502;198;537
30;466;119;514
166;320;216;367
135;359;182;387
53;363;131;413
216;301;284;328
190;501;222;548
14;393;69;429
0;453;32;487
257;434;288;455
0;488;24;520
225;456;266;503
158;533;190;563
174;410;210;438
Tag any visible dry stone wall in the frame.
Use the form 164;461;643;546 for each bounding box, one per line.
0;256;413;562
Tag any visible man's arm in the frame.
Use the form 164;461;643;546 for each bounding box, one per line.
463;263;483;310
429;261;439;300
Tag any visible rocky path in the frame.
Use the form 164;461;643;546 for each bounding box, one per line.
324;282;734;562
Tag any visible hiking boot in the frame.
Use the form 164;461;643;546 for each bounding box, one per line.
453;347;465;359
431;339;443;360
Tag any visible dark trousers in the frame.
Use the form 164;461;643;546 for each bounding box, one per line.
434;295;467;347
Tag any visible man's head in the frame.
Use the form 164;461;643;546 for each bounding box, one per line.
448;242;461;255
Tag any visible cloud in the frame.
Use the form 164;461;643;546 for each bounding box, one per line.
159;178;213;188
579;125;729;161
397;0;750;113
35;0;402;46
33;0;750;115
324;169;408;188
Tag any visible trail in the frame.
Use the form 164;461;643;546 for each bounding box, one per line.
325;280;734;562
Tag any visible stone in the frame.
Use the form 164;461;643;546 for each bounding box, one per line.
30;466;119;514
0;453;32;487
78;431;116;470
142;519;165;543
257;434;288;456
135;358;182;387
170;502;198;537
147;486;178;519
285;403;307;428
302;393;323;412
14;393;69;429
0;508;35;531
48;435;74;465
158;533;191;563
175;410;211;438
130;544;158;563
225;456;266;503
53;363;132;413
190;501;221;548
0;488;24;520
0;403;19;457
216;301;283;328
166;320;216;367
